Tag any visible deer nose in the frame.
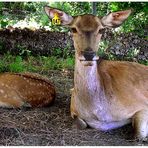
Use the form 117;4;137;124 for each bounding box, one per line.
83;50;96;61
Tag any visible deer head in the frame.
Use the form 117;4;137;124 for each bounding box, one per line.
44;6;131;64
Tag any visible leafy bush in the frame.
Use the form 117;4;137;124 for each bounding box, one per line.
9;56;25;72
0;53;75;73
0;2;147;35
0;2;147;71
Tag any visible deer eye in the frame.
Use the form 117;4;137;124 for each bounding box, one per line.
71;28;77;33
98;28;105;34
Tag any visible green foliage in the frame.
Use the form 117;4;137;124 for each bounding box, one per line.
0;53;13;72
51;48;63;58
9;56;25;72
0;49;147;73
62;57;74;69
17;44;31;58
0;40;4;52
0;2;147;35
0;2;147;69
39;56;60;70
126;48;140;59
0;58;7;72
140;60;148;66
97;40;148;62
0;53;74;73
0;20;8;28
0;53;26;72
98;40;110;57
35;56;74;70
0;2;49;29
108;2;148;35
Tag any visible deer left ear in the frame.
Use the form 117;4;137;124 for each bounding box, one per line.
44;6;73;25
101;9;132;28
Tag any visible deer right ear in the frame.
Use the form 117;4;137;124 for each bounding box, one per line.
101;9;132;28
44;6;73;26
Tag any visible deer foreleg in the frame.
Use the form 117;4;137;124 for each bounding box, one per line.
132;109;148;141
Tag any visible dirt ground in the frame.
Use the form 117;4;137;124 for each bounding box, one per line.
0;70;147;146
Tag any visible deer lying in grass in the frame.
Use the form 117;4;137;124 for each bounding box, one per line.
0;72;56;108
45;6;148;141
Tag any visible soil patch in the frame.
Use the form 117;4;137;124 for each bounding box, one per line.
0;70;147;146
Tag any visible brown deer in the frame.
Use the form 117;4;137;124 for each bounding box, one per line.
0;72;56;108
44;6;148;141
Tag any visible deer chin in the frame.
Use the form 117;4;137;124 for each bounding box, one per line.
82;61;94;66
78;56;99;66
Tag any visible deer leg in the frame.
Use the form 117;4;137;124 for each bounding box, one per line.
132;109;148;141
0;98;24;108
74;117;87;129
70;88;77;118
0;90;24;108
70;88;88;129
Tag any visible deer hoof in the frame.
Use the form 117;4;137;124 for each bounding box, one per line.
74;117;87;129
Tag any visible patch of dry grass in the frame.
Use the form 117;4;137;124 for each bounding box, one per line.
0;70;147;146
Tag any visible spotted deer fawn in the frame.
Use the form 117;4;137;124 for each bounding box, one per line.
0;72;56;108
45;6;148;141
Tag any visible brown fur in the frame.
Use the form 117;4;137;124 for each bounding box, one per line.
0;72;56;108
45;6;148;140
98;61;148;119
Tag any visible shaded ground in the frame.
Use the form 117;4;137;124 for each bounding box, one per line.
0;70;148;146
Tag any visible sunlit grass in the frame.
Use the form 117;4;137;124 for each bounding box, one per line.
0;53;75;73
0;51;147;73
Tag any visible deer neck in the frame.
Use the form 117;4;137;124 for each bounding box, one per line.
74;53;104;104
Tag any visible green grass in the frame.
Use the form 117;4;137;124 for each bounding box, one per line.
9;56;25;72
26;56;74;72
0;51;147;73
139;60;148;66
0;53;75;73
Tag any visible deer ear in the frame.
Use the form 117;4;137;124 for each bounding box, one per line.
44;6;73;25
101;9;132;28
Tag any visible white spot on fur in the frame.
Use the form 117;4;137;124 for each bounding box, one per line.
0;89;4;93
4;95;8;98
1;83;4;86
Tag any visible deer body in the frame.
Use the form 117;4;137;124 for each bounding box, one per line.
72;59;148;131
45;6;148;140
0;73;56;108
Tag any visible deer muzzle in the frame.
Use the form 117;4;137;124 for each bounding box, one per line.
82;51;96;61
